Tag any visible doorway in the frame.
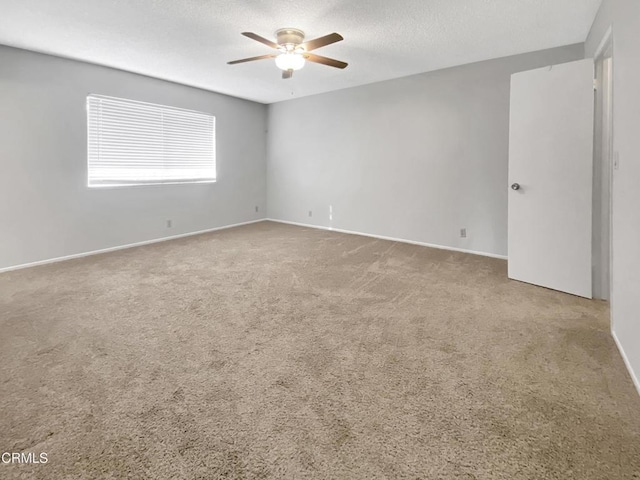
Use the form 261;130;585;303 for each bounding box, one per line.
592;35;613;301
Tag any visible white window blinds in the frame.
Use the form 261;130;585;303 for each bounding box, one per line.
87;94;216;187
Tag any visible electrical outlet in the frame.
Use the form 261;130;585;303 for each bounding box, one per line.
460;228;467;238
167;220;173;228
308;210;313;217
255;206;259;213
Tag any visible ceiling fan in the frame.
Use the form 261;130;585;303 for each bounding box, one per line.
228;28;348;79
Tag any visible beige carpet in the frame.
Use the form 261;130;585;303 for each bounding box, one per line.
1;221;639;479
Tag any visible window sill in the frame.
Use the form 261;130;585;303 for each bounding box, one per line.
87;180;217;189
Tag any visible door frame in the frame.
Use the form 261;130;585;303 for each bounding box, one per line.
592;28;614;315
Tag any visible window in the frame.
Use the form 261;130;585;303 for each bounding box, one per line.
87;94;216;187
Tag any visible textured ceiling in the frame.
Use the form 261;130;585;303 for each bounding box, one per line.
0;0;601;104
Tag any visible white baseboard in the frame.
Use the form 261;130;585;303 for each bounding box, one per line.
612;329;640;397
0;219;266;274
266;218;508;260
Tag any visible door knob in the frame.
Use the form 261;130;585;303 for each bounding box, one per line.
511;183;521;191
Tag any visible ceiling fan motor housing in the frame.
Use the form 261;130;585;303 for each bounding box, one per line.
276;28;305;50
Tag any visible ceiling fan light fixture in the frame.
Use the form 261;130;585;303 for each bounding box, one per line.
229;30;347;79
275;52;305;71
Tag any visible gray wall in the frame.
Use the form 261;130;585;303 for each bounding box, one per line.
585;0;613;58
266;44;584;257
0;46;267;270
596;0;640;391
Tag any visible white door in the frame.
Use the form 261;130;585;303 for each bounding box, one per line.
508;59;594;298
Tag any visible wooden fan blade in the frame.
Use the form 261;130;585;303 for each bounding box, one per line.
241;32;279;50
227;54;277;65
282;69;293;79
300;33;343;52
303;53;348;69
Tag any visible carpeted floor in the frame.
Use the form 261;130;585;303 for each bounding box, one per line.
1;221;639;479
